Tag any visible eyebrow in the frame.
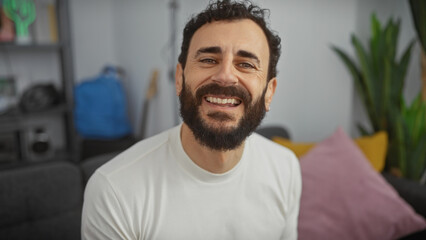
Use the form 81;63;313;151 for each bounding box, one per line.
195;46;222;58
237;50;260;65
194;47;261;65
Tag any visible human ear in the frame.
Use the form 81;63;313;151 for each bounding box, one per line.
175;63;183;96
265;78;277;111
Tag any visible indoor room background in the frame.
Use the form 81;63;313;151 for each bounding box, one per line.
0;1;425;239
0;0;420;143
70;0;421;142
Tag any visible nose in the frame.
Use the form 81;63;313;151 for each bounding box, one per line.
211;57;238;86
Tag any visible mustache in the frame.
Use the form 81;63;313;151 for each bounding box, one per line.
194;83;252;106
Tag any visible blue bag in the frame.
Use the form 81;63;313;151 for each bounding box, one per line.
74;66;132;139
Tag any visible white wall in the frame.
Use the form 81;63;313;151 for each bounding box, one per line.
70;0;118;82
111;0;179;139
255;0;357;141
69;0;421;142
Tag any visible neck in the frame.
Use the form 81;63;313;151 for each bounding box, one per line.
180;123;245;174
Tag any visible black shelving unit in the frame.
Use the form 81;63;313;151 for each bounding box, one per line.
0;43;61;51
0;0;78;163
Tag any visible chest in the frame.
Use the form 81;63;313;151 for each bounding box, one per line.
138;175;287;240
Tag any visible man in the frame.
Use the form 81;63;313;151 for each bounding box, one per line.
82;0;301;239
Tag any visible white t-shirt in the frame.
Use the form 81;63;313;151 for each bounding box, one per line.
82;124;301;240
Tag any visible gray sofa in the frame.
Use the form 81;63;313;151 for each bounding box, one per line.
0;152;118;240
0;126;425;239
0;160;83;240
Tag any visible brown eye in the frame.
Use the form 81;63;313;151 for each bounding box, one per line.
200;58;217;64
238;62;255;69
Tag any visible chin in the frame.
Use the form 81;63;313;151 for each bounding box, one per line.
210;123;238;134
203;116;241;132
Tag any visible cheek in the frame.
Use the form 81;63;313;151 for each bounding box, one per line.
247;81;266;100
239;71;267;94
184;67;212;90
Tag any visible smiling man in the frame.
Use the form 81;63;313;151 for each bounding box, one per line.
82;1;301;239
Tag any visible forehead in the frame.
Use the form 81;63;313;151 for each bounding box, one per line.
188;19;270;62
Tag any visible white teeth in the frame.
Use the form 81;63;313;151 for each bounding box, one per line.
206;96;240;105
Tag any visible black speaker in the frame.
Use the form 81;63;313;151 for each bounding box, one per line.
19;83;60;112
25;127;53;161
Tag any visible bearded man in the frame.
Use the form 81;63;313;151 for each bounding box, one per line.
82;1;301;239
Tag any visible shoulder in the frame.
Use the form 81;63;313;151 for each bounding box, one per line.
247;133;301;182
246;133;302;209
84;126;181;213
248;133;298;163
93;125;180;180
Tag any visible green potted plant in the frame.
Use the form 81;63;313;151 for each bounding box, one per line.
332;13;426;182
392;94;426;182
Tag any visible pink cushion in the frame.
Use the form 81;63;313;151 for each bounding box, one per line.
298;128;426;240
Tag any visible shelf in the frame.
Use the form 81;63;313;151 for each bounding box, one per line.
0;104;68;132
0;149;74;167
0;43;62;51
0;1;79;161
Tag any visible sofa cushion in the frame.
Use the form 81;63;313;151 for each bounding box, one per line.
273;131;387;172
0;161;83;240
297;128;426;240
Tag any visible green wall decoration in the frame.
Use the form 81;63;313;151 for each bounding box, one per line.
3;0;36;44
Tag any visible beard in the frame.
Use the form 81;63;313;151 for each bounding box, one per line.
179;76;267;151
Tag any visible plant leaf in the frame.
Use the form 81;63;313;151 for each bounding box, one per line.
382;58;392;129
408;132;426;180
395;112;407;176
351;35;380;130
370;13;382;74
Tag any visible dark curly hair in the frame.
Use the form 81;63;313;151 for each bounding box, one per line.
178;0;281;81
